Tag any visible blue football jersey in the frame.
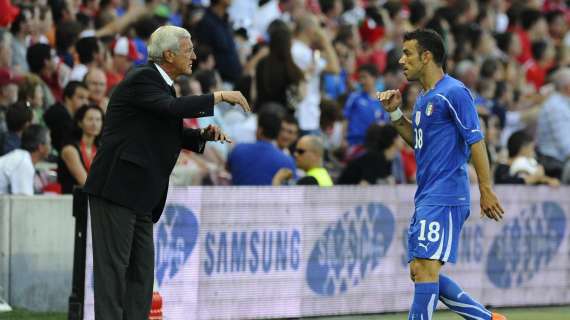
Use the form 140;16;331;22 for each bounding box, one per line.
412;75;484;206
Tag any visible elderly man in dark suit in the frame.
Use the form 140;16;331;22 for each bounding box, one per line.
83;25;250;319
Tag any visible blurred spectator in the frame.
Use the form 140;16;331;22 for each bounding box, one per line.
319;0;343;33
292;14;340;134
0;124;50;195
322;33;354;100
381;63;406;91
132;15;161;66
106;37;141;91
338;124;402;185
256;20;304;113
536;68;570;183
44;81;90;153
495;130;559;186
474;77;496;115
26;43;62;104
525;40;556;90
55;20;82;68
0;68;22;134
1;102;33;155
409;1;428;29
194;44;216;71
186;70;233;185
343;63;389;147
498;88;543;148
0;0;569;189
193;0;243;85
276;113;299;156
454;59;479;92
0;29;13;69
10;9;31;72
273;134;333;186
0;0;20;28
319;98;345;179
229;38;268;106
545;10;567;46
18;74;46;124
357;6;389;74
58;104;103;194
480;58;502;81
228;110;296;185
84;67;109;111
401;82;421;117
70;36;103;81
512;8;548;64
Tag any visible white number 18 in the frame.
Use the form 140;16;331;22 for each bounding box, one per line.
418;220;440;242
414;128;423;149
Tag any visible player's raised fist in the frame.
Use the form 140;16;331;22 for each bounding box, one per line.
377;89;402;112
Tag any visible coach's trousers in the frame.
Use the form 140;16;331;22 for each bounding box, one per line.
89;195;154;320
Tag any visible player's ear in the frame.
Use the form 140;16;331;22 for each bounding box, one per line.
422;50;431;64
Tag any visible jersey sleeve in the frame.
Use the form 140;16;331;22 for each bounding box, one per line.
439;86;484;145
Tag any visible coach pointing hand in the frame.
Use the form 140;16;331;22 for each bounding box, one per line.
83;25;249;320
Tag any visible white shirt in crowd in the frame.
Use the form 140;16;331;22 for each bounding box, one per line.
69;63;88;82
291;40;326;131
0;149;35;195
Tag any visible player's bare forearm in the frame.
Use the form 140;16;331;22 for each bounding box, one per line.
470;140;492;191
471;139;505;220
392;116;414;147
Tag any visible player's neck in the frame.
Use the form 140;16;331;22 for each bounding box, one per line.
420;66;444;91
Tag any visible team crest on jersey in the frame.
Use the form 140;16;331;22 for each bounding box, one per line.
415;111;421;125
426;103;434;116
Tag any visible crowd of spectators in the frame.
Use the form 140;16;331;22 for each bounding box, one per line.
0;0;569;194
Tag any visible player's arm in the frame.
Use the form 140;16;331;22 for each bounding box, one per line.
391;115;414;147
470;140;504;221
446;86;505;221
377;90;414;146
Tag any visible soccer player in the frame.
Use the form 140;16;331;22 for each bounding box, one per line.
378;29;506;320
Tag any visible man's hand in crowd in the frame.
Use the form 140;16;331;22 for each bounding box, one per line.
272;168;294;186
214;91;251;113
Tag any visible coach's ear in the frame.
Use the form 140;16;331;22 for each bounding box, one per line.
164;49;176;64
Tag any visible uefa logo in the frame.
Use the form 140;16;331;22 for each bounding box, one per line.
155;204;200;286
306;203;395;296
486;201;566;288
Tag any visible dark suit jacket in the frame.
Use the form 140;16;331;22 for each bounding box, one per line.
83;62;214;222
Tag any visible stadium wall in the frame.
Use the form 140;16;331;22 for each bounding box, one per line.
0;195;75;312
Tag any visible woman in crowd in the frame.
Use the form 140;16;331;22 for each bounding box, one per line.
58;104;103;193
256;20;305;113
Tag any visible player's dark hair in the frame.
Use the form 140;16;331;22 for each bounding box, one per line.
403;29;446;66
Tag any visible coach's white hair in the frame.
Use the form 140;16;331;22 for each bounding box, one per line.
147;26;191;64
